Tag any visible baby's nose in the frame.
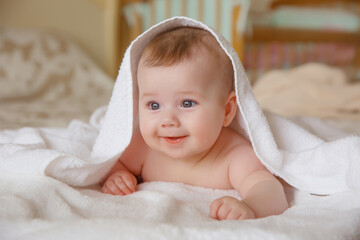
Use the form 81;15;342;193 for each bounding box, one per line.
161;111;180;128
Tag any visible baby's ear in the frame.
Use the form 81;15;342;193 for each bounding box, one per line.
223;91;237;127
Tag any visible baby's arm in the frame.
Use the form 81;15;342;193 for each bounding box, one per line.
233;169;288;218
210;145;288;220
101;129;146;195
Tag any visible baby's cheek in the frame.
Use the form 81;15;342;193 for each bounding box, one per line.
193;121;220;143
139;119;153;142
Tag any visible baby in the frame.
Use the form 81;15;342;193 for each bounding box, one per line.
101;27;288;220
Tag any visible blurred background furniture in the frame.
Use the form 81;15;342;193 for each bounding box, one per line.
119;0;250;63
245;0;360;83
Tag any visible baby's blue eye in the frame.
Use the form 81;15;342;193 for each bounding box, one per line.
149;102;160;110
182;100;196;108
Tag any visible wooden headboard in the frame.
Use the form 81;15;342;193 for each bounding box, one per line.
0;0;122;78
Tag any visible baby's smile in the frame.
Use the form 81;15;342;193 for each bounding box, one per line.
162;136;188;144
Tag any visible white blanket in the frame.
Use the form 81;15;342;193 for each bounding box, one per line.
1;17;360;239
1;174;360;239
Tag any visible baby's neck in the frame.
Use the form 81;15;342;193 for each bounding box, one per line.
160;146;214;167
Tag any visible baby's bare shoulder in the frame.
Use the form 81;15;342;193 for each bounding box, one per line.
221;128;265;171
220;128;252;154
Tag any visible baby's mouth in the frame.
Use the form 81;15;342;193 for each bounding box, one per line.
163;136;187;144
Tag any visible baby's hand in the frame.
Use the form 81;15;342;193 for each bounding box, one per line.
101;170;137;195
210;196;255;220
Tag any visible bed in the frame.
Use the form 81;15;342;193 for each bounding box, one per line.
0;0;360;240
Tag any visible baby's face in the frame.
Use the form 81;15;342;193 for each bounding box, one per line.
137;51;231;160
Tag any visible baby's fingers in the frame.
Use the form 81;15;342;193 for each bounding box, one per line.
113;176;134;195
122;173;137;192
103;179;125;195
218;205;232;220
209;198;223;220
101;185;112;194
